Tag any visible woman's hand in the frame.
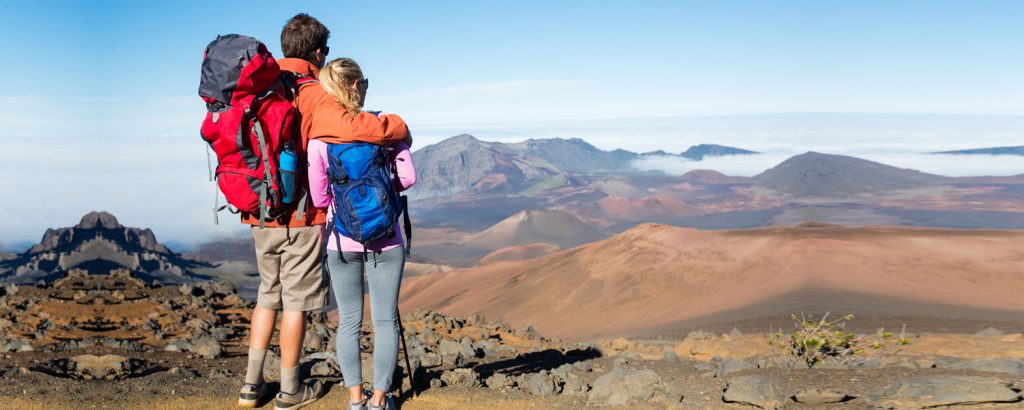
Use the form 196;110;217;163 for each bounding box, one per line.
373;111;413;147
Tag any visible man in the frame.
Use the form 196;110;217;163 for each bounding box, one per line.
238;13;409;410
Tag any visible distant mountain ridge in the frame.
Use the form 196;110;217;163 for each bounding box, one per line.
680;144;759;160
754;152;945;198
933;146;1024;156
0;211;211;284
411;134;757;199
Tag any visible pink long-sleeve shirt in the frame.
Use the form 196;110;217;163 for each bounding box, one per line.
308;139;416;252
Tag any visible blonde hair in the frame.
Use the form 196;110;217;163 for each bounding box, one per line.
318;58;364;115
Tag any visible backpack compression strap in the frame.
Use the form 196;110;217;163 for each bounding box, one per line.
206;143;239;224
247;106;274;229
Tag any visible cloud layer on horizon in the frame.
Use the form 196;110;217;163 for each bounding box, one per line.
2;114;1022;249
630;152;1024;178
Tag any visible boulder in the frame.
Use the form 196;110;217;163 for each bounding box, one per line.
163;339;192;352
210;327;231;341
419;328;440;346
68;354;134;381
560;372;589;395
419;352;442;368
440;368;480;387
303;331;324;352
716;358;755;377
473;339;497;358
694;361;717;378
516;324;539;340
191;336;222;359
588;367;661;406
458;337;479;358
485;372;514;389
526;371;558;396
948;358;1024;375
308;357;339;377
869;376;1021;409
185;317;213;331
722;375;787;409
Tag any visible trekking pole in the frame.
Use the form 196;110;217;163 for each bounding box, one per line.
397;308;416;397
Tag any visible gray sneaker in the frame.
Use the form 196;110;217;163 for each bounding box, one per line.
349;397;368;410
238;382;266;408
368;392;396;410
274;379;325;410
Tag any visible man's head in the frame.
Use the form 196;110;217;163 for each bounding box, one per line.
281;13;330;68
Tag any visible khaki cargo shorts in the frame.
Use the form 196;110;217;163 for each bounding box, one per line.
252;225;328;312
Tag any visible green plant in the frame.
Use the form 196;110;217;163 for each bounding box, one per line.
767;312;909;367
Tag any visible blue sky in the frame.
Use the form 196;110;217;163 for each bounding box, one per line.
2;0;1024;135
1;1;1023;247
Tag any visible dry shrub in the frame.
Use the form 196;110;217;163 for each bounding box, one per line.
767;312;910;367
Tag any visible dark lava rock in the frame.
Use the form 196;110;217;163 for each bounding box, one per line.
947;358;1024;375
484;372;513;389
722;375;787;409
526;371;558;396
588;366;661;406
440;368;480;387
716;358;756;377
869;376;1021;409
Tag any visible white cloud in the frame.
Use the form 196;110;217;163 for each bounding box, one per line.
0;134;249;249
630;152;1024;178
0;96;202;139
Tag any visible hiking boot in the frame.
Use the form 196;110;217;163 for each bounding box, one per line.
274;379;325;410
238;382;267;407
368;392;396;410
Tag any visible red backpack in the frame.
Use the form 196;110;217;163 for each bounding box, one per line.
198;34;311;228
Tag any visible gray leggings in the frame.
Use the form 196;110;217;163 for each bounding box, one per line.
326;247;405;391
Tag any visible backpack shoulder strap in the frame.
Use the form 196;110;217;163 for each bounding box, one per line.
326;144;351;184
401;195;412;256
279;72;319;102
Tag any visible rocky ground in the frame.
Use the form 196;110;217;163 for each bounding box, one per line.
2;271;1023;409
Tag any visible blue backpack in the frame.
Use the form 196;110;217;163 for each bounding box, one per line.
326;142;411;259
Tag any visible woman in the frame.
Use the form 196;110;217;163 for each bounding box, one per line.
308;57;415;410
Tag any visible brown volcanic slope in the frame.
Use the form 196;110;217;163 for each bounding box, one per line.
462;209;611;250
400;223;1024;340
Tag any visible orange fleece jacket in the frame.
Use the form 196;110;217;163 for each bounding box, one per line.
241;58;410;228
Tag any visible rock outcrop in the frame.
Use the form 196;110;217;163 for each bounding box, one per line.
0;211;210;284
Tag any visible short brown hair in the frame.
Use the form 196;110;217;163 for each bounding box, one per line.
280;13;330;63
